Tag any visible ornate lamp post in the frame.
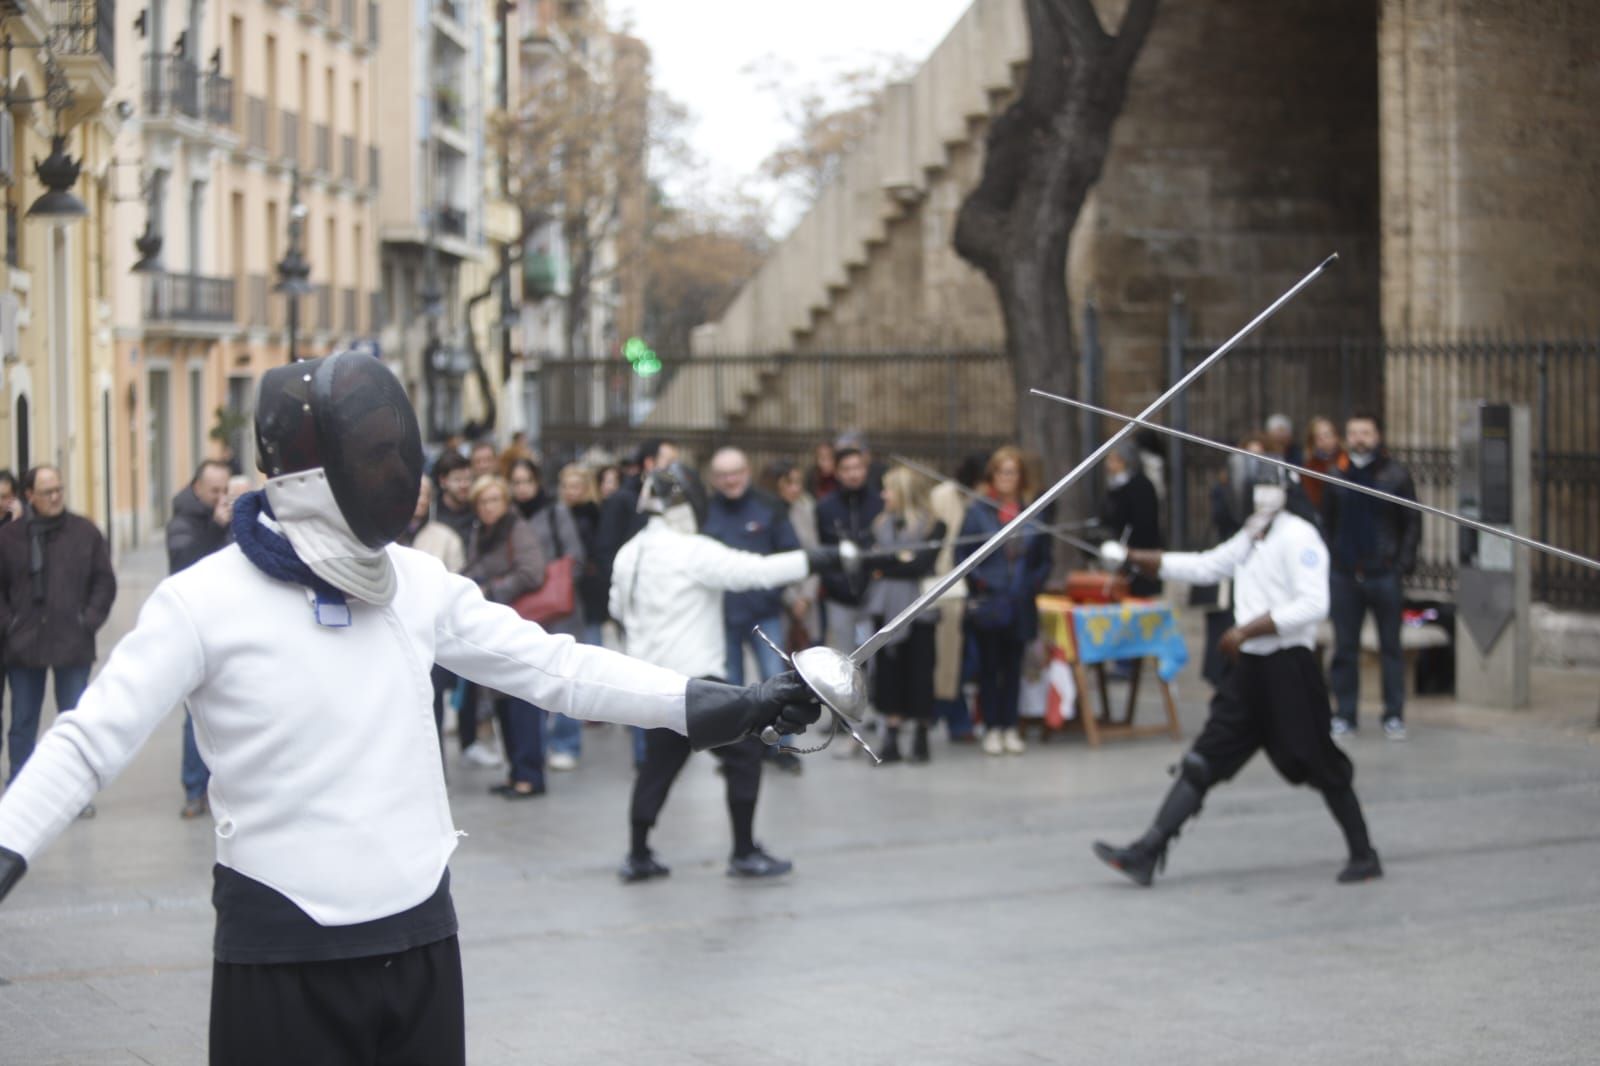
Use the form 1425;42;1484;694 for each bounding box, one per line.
274;169;314;362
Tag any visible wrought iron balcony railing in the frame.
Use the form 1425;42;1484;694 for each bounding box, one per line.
49;0;114;68
145;271;236;323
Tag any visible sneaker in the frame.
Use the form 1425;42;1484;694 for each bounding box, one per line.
727;846;793;879
1330;718;1355;740
1382;717;1407;741
982;729;1005;756
179;796;209;820
1003;727;1026;755
1092;840;1163;887
77;803;97;820
462;743;504;769
547;751;578;772
618;851;671;884
1337;850;1384;884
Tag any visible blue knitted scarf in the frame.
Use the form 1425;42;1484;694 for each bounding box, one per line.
231;490;351;625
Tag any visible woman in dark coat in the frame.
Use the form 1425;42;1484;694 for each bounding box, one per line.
462;474;548;797
956;447;1052;758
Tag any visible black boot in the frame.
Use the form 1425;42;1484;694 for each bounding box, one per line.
1092;773;1204;887
879;725;902;764
1322;784;1382;883
1337;850;1383;883
909;723;930;764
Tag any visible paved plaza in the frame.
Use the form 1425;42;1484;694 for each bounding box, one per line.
1;547;1597;1065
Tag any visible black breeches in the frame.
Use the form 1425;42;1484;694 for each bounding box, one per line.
629;729;763;829
210;936;465;1066
1189;647;1354;793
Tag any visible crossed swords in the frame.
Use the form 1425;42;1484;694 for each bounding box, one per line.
758;252;1600;760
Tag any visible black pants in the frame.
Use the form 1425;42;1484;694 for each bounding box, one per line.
210;936;464;1066
1192;647;1353;792
972;627;1025;729
872;620;937;722
630;729;762;836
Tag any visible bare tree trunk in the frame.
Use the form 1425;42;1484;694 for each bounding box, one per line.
954;0;1160;490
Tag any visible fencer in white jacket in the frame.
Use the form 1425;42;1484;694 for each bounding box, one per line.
0;353;820;1066
611;463;851;883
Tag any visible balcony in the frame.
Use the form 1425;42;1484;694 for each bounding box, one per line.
339;0;356;36
143;57;234;128
434;87;462;131
437;205;467;239
368;145;380;190
145;271;236;324
366;1;379;47
341;287;358;333
50;0;115;114
340;134;356;183
370;291;385;332
315;284;332;331
279;108;300;166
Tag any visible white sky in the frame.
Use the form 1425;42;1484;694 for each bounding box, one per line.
616;0;975;232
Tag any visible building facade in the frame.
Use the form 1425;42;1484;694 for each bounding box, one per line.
109;0;382;552
0;1;118;534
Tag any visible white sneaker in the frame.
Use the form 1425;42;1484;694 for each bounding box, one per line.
1382;717;1408;741
547;751;578;771
1330;718;1355;740
462;743;504;769
982;730;1005;756
1003;727;1026;755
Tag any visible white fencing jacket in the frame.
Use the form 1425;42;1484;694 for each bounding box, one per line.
0;544;689;925
610;518;810;679
1157;511;1330;655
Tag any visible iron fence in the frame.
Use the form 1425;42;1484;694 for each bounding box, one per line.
144;271;236;322
49;0;113;66
1162;309;1600;609
537;350;1012;484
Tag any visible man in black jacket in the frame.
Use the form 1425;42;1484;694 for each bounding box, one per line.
814;447;883;655
1322;413;1421;740
168;460;233;818
0;467;116;796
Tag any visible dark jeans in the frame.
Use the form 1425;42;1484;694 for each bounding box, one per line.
6;664;91;780
972;628;1025;730
182;711;210;801
495;696;546;789
1329;570;1405;724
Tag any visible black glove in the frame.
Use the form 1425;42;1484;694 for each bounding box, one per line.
0;846;25;904
805;541;860;576
685;672;823;751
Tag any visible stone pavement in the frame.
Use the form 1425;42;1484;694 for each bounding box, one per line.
0;547;1597;1065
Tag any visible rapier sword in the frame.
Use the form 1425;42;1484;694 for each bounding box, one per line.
1029;390;1600;573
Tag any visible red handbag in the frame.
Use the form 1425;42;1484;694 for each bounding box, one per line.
509;513;577;624
513;555;576;624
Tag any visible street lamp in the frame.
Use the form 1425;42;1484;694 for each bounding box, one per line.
26;134;88;224
274;169;314;362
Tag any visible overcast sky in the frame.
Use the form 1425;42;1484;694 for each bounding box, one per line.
616;0;975;232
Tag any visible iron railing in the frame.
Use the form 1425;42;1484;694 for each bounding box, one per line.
340;134;356;182
537;350;1013;480
1160;312;1600;609
370;290;385;332
145;271;236;322
340;0;356;35
315;284;333;331
367;1;380;45
206;72;234;126
49;0;114;67
341;287;358;333
143;56;199;117
368;145;380;189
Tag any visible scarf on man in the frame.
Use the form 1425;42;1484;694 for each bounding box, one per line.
26;512;65;604
231;490;352;626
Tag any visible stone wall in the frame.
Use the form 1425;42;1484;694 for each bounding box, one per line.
1380;0;1600;334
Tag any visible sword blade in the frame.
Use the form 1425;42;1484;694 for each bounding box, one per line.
1030;390;1600;574
849;253;1340;665
890;453;1101;554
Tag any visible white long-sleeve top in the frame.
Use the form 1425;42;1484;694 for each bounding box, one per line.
0;544;689;925
1157;511;1330;655
610;518;811;678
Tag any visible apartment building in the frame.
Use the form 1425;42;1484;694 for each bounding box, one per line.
0;1;118;534
110;0;382;550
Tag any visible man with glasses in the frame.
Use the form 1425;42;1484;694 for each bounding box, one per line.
0;467;117;815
